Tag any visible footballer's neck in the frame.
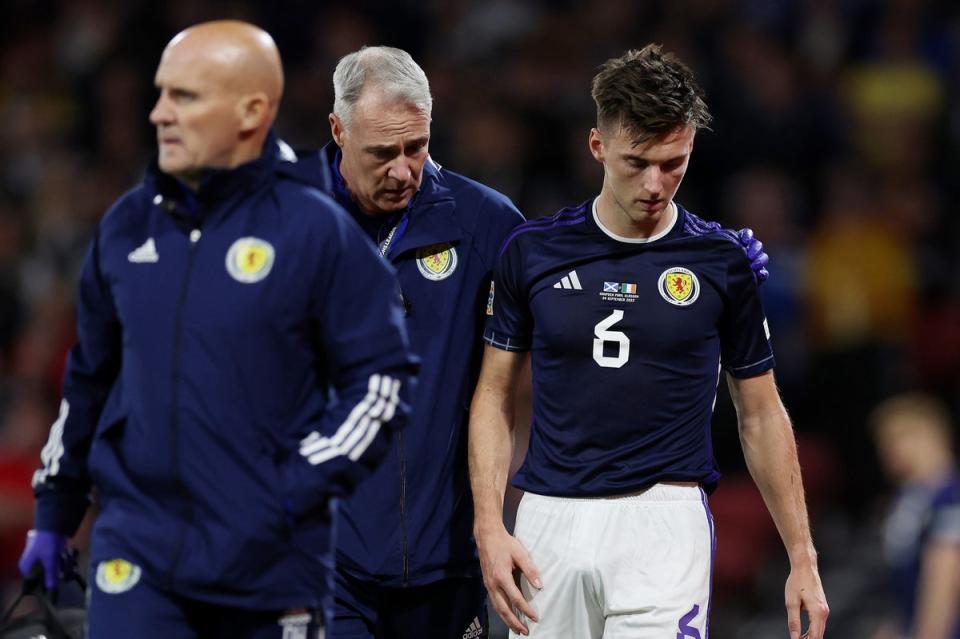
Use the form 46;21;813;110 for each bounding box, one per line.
596;190;674;240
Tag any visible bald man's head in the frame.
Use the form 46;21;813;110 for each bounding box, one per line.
166;21;284;103
149;20;284;186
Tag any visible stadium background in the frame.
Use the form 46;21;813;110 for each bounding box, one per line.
0;0;958;636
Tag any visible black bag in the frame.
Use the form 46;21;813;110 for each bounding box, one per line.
0;566;86;639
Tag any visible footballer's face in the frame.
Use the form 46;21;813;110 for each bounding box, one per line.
330;88;431;217
149;40;246;183
590;123;694;236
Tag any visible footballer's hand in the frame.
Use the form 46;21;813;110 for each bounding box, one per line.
785;563;829;639
476;525;541;636
738;228;770;284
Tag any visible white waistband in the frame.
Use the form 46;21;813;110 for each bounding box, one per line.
524;482;703;504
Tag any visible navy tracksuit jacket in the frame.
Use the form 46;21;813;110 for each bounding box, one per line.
300;144;523;586
31;136;417;610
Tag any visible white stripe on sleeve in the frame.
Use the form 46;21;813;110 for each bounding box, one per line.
299;375;400;466
348;377;400;461
300;375;382;457
32;399;70;487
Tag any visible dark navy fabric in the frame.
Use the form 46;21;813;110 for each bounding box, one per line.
333;571;487;639
87;568;326;639
883;473;960;637
297;144;523;589
31;134;417;610
484;198;774;497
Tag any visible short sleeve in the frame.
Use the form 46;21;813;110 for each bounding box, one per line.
720;248;775;378
482;238;532;352
930;486;960;544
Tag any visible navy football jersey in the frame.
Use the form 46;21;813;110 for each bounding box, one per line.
484;198;774;497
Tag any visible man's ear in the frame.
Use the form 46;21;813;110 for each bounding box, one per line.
329;113;345;147
589;128;605;164
237;93;271;133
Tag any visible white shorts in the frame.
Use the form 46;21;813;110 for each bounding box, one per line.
511;483;714;639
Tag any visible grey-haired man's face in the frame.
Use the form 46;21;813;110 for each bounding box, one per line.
330;88;431;216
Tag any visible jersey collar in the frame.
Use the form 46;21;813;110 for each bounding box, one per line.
591;196;678;244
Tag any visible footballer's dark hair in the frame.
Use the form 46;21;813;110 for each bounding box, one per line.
591;44;712;144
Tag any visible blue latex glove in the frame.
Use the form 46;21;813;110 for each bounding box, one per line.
18;529;69;591
738;228;769;284
686;215;770;284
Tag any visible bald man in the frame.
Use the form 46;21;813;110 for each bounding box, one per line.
17;21;416;638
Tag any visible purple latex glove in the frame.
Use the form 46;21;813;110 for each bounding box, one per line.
18;529;69;591
738;228;769;284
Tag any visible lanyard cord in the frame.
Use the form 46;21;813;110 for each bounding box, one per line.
377;216;411;315
378;215;408;259
378;222;399;258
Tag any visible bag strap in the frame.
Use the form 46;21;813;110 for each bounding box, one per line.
0;589;27;624
0;562;83;638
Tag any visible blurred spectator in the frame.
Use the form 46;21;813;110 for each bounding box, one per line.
804;164;916;350
843;0;947;178
871;393;960;639
723;166;808;403
448;103;528;201
802;163;917;509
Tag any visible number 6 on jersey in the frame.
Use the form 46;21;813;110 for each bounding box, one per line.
593;309;630;368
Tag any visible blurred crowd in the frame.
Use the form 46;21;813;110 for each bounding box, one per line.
1;0;958;636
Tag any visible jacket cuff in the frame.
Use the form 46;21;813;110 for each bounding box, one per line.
35;490;90;537
279;456;338;522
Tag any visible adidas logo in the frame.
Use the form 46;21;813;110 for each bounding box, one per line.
462;617;483;639
552;270;582;290
128;238;159;263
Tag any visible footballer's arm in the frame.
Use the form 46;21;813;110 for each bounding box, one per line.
913;538;960;639
728;370;830;639
468;344;538;636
